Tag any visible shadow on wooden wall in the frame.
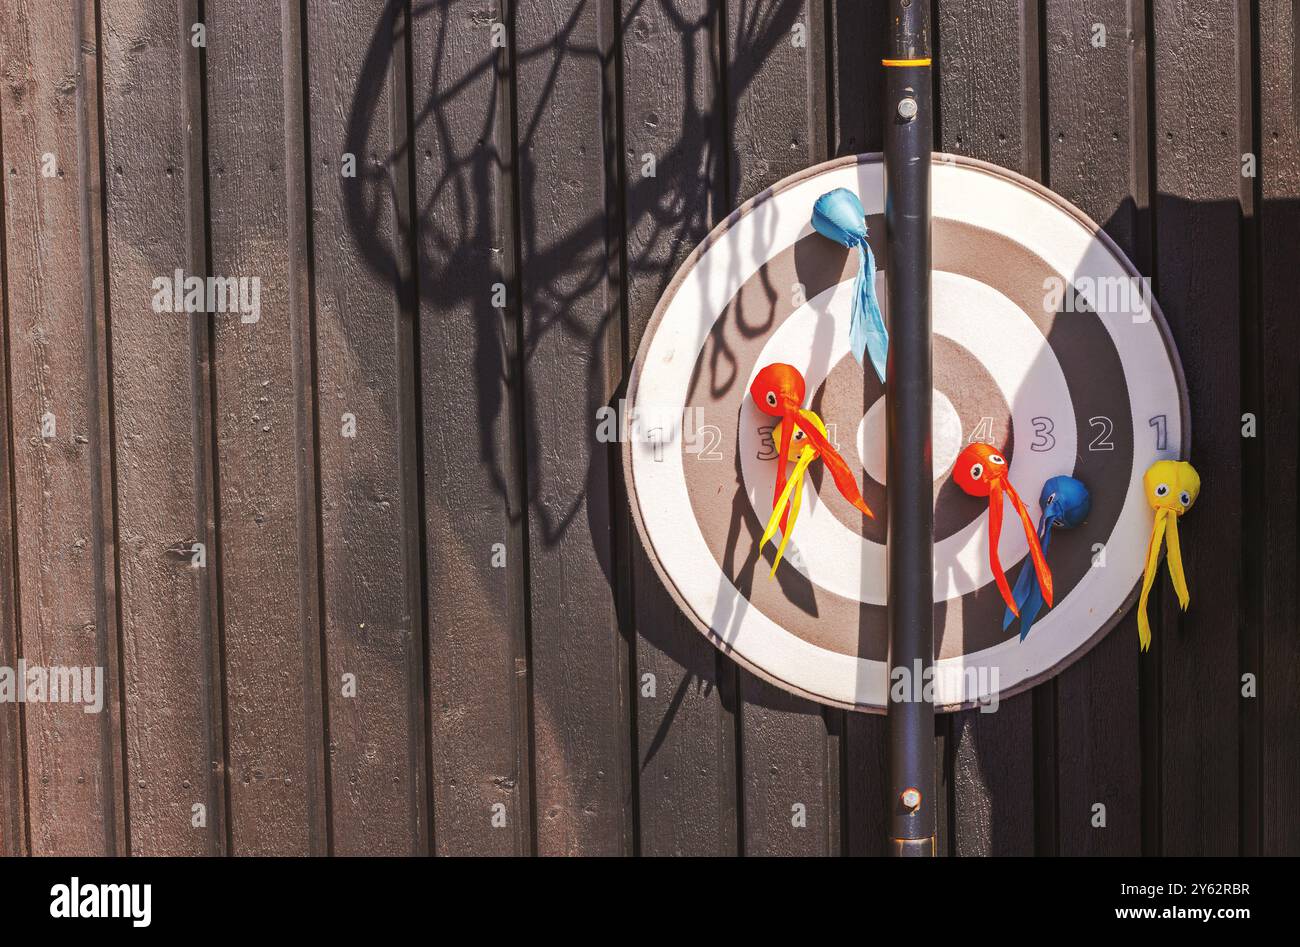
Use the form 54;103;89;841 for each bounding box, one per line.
0;0;1295;856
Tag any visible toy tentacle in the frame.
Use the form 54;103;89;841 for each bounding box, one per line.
762;447;816;575
1164;512;1190;610
1004;480;1053;608
1137;508;1168;651
792;414;874;519
774;412;796;531
988;481;1016;615
771;449;814;575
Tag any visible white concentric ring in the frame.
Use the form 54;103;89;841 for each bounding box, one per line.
857;390;963;486
625;155;1186;710
738;271;1077;603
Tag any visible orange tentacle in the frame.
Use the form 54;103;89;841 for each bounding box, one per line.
988;481;1016;614
793;414;874;518
774;413;795;531
1003;479;1054;608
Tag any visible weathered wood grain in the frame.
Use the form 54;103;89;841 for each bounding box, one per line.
726;0;843;856
1149;0;1243;855
0;0;127;857
106;0;233;855
512;0;633;855
0;19;26;855
622;0;738;856
409;0;532;856
1041;0;1146;856
828;0;887;159
303;0;429;854
0;0;1290;858
936;0;1041;856
1255;0;1300;858
204;0;328;854
829;0;892;856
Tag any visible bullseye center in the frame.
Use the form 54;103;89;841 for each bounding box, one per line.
856;390;963;485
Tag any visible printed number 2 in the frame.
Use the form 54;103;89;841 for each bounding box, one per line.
1030;416;1055;452
1088;415;1115;451
694;424;723;460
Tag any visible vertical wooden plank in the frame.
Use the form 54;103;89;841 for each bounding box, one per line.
936;0;1041;856
409;0;532;856
304;0;428;854
936;0;1043;179
928;0;953;858
1255;0;1300;857
621;0;738;855
828;0;887;158
829;0;892;856
1041;0;1146;855
204;0;328;853
1149;0;1242;855
0;20;27;856
1;0;126;855
726;0;842;856
933;713;951;855
513;0;633;857
100;0;225;855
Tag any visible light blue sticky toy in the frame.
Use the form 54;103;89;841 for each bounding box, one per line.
811;188;888;383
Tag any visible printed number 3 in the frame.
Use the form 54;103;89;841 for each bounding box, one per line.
1030;416;1055;452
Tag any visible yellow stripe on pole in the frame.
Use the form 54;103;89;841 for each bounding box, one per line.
881;57;932;66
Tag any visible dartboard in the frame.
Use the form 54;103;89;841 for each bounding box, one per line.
624;154;1189;712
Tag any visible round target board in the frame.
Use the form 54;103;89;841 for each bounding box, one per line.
623;154;1189;712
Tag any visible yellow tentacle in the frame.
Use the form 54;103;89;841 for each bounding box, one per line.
1165;512;1189;610
1137;508;1168;651
762;448;815;575
759;470;793;551
772;452;812;575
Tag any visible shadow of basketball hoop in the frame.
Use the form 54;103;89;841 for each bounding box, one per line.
338;2;1292;851
340;0;820;773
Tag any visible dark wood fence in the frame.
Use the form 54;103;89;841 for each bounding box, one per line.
0;0;1295;855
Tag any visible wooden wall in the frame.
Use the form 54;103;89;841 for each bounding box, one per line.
0;0;1294;855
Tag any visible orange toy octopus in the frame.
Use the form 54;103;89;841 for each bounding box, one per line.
750;363;874;536
952;443;1053;616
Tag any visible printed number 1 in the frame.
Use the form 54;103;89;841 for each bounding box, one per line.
1149;414;1168;451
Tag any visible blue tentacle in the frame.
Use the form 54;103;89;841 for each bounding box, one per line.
812;188;888;383
1004;508;1054;637
852;242;888;383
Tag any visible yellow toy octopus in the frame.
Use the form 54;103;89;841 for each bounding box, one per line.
1137;460;1201;650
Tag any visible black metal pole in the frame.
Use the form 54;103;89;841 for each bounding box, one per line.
883;0;935;857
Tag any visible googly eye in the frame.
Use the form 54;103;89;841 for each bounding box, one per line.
969;462;984;481
764;391;777;408
1179;491;1191;506
1046;493;1057;507
793;429;806;441
1154;483;1169;498
988;453;1006;466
